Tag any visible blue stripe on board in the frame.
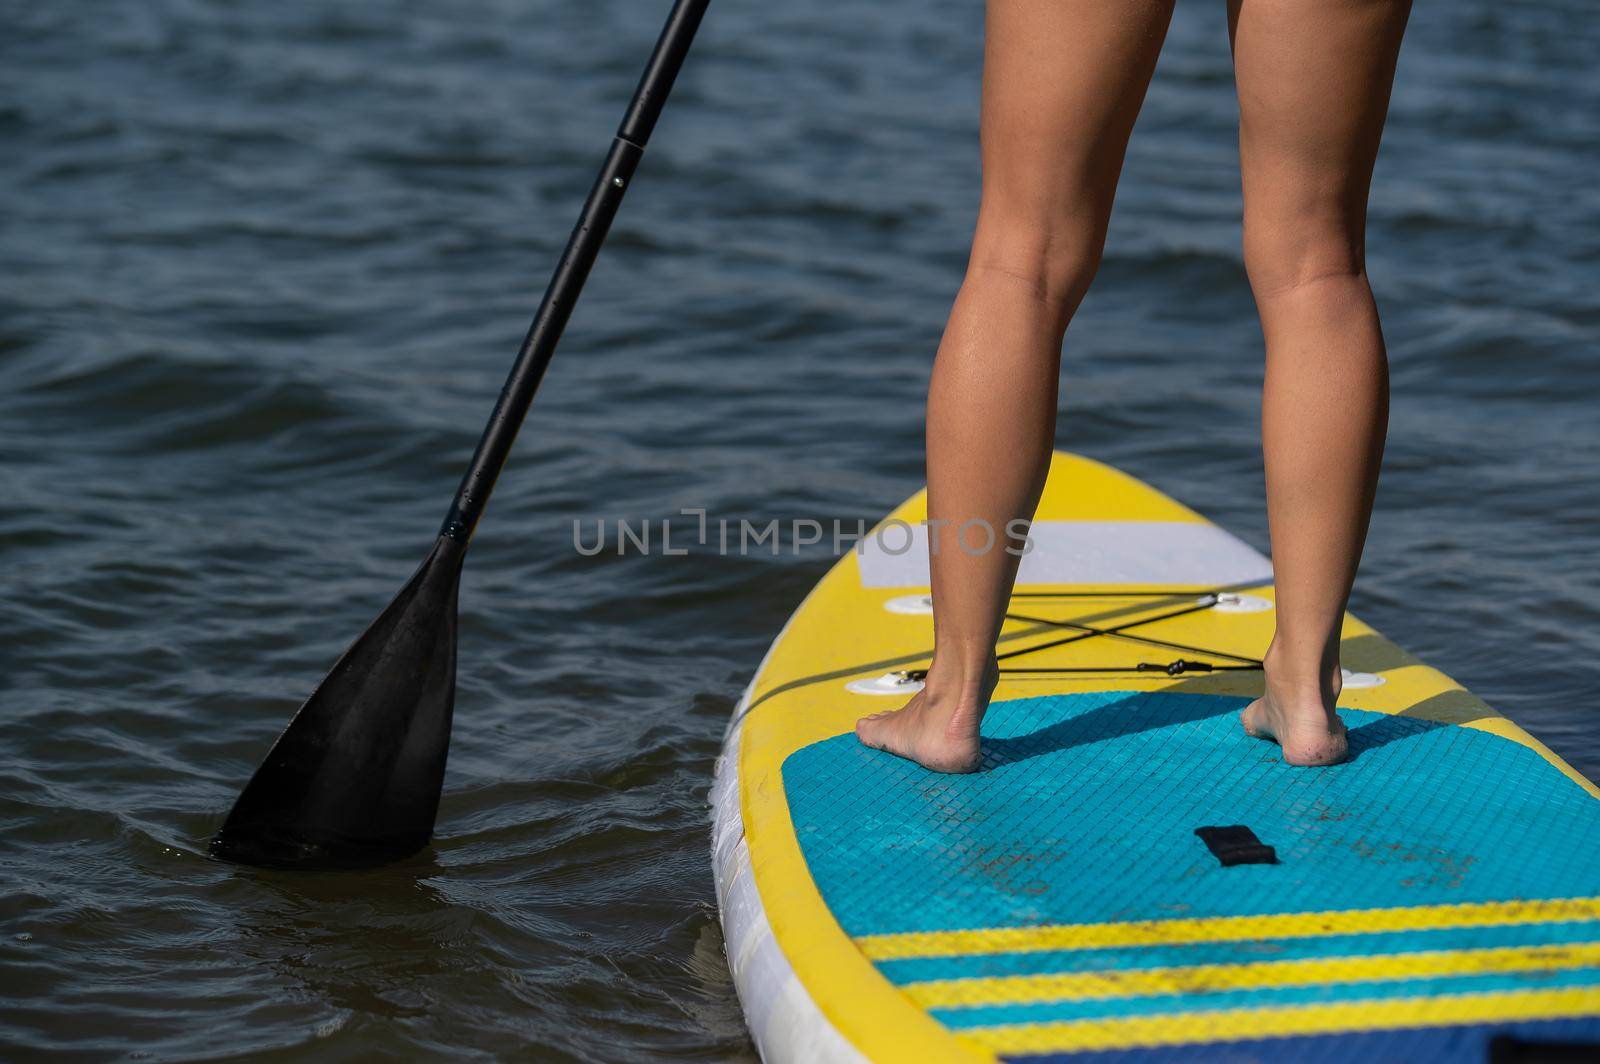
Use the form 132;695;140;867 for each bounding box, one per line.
1000;1016;1600;1063
875;921;1600;986
929;966;1600;1029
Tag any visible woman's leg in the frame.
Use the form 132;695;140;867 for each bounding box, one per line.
1232;0;1410;765
856;0;1175;772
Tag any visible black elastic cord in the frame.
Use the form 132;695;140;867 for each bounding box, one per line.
1010;590;1214;598
1003;661;1261;677
994;598;1222;664
897;590;1265;683
1003;609;1264;667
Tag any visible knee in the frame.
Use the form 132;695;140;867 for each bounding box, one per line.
1242;211;1367;298
966;205;1106;327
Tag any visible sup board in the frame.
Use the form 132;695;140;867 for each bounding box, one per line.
711;451;1600;1062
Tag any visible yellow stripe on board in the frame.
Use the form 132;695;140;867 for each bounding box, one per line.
955;986;1600;1054
858;897;1600;961
905;942;1600;1009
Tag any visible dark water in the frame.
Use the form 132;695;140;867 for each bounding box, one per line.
3;0;1596;1058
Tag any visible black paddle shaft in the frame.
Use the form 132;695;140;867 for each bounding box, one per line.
440;0;711;544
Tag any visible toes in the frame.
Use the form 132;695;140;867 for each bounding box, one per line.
1239;703;1270;740
856;714;911;758
855;715;891;749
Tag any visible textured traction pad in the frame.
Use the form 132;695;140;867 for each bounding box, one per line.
782;691;1600;1058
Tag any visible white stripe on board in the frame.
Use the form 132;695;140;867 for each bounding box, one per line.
857;520;1273;589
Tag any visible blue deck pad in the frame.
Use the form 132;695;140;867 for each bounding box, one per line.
785;692;1600;1049
1003;1016;1600;1064
783;692;1600;941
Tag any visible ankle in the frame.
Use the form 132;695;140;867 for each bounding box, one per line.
921;656;992;739
1262;642;1340;705
923;651;999;710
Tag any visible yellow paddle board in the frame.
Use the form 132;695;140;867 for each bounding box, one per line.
711;452;1600;1062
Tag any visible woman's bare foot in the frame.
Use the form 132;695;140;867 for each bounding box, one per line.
1241;652;1348;766
855;660;997;773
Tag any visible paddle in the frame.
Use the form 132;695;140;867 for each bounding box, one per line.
210;0;712;869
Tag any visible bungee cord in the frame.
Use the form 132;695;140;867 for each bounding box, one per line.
896;591;1266;683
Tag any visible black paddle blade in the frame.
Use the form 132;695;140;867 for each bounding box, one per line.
210;536;466;869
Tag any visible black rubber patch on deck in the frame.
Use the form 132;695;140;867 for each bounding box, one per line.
1194;825;1278;867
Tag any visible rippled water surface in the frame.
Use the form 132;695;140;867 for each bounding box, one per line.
4;0;1597;1058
